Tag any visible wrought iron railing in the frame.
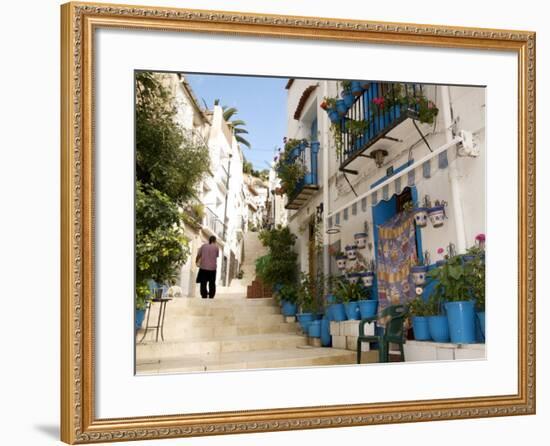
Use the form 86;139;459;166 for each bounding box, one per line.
203;207;226;240
338;82;424;168
288;141;319;196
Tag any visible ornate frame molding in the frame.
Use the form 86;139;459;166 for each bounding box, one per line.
61;2;536;443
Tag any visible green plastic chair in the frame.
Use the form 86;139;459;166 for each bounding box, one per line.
357;304;409;364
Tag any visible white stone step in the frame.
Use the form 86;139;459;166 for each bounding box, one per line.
136;347;357;374
169;297;276;307
167;302;280;316
139;321;299;342
137;333;308;359
161;312;287;327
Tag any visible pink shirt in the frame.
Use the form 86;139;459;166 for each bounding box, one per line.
198;243;219;271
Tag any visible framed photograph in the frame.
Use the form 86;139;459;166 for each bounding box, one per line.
61;2;536;443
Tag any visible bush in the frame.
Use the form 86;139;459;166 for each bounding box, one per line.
255;226;298;286
277;284;299;305
135;183;190;307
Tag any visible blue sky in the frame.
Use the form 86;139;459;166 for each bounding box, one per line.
186;74;288;171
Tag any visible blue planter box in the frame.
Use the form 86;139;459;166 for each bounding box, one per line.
412;316;431;341
320;317;331;347
351;81;363;96
428;315;450;342
135;309;146;330
341;90;355;108
358;300;377;319
445;301;476;344
336;99;348;116
308;320;322;338
281;301;297;317
329;303;347;322
477;311;485;341
328;109;340;123
344;301;360;320
297;313;315;333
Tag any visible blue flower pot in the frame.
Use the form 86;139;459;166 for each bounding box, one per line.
344;301;360;320
477;311;485;341
281;301;297;317
308;320;322;338
328;109;340;123
351;80;363;96
330;303;347;321
289;146;300;159
412;316;431;341
135;309;146;330
320;317;331;347
341;90;355;108
444;301;476;344
336;99;348;116
358;299;378;319
428;315;450;342
297;313;315;333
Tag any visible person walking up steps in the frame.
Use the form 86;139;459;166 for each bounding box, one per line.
195;235;219;299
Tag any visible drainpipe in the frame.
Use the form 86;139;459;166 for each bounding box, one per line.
441;86;467;253
222;153;232;286
222;153;232;241
322;80;331;276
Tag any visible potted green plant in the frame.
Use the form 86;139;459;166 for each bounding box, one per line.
278;284;299;317
408;296;433;341
256;226;299;288
296;273;317;333
428;253;476;343
357;285;377;318
334;278;364;320
321;97;340;123
345;119;369;149
465;238;486;339
325;275;347;321
340;80;355;108
135;282;150;330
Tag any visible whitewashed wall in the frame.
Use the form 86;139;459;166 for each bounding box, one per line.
286;81;486;276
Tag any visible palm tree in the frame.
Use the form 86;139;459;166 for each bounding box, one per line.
214;100;252;149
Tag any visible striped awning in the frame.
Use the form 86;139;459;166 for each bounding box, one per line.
326;137;461;229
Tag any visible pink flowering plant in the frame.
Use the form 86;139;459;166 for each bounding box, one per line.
370;83;439;124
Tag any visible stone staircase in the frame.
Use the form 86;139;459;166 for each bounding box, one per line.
136;293;356;374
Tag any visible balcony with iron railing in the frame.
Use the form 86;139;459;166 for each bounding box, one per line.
202;207;226;240
334;82;435;173
280;140;320;210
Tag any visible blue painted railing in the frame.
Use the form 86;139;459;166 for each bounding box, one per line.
287;140;320;201
339;82;424;168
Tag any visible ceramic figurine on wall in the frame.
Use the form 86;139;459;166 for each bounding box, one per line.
429;199;447;228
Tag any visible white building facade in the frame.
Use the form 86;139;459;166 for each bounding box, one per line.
160;73;247;296
281;78;486;302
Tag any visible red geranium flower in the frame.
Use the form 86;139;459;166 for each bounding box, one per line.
475;233;486;242
372;97;385;108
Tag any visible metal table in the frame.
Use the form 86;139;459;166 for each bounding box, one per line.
139;297;172;343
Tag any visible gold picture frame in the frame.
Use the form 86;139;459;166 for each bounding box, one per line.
60;2;536;443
